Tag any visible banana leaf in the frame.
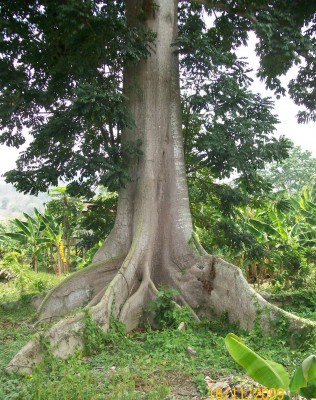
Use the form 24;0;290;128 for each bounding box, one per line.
299;383;316;399
302;355;316;383
248;219;280;238
290;366;307;393
225;333;290;390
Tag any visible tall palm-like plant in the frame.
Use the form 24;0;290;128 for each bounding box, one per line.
5;210;51;272
245;187;316;287
45;187;83;272
291;187;316;250
36;210;67;276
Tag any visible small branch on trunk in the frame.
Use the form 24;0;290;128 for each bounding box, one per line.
192;232;208;256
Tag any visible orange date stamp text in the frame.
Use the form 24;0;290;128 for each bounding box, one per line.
209;387;285;400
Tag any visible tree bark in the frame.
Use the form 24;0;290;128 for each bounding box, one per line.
7;0;315;374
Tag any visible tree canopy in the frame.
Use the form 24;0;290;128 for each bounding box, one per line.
260;145;316;193
2;0;315;197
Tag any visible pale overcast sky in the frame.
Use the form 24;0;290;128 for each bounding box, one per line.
237;32;316;155
0;33;315;181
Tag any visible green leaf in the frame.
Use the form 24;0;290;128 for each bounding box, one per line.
225;333;290;389
245;223;263;239
290;366;307;393
248;219;280;238
12;219;31;237
302;355;316;383
275;209;288;239
23;212;37;226
300;195;307;211
5;232;28;243
299;383;316;399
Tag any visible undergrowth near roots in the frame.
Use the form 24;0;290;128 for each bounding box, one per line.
0;270;65;303
0;286;316;399
266;289;316;321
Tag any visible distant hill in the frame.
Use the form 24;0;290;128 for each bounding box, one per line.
0;183;48;222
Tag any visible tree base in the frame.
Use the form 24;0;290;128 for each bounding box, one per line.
6;252;315;375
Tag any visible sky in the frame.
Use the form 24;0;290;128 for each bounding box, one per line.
236;32;316;155
270;95;316;153
0;33;316;181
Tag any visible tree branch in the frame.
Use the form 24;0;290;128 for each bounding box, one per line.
109;122;116;148
100;125;110;145
195;0;261;23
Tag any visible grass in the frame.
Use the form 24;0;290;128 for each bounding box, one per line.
1;276;316;399
264;289;316;321
0;270;65;303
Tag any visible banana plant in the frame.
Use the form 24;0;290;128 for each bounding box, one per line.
243;186;316;286
36;209;68;275
290;187;316;249
225;333;316;399
45;187;84;271
4;210;51;272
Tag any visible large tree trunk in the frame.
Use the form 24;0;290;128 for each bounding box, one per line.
7;0;315;374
